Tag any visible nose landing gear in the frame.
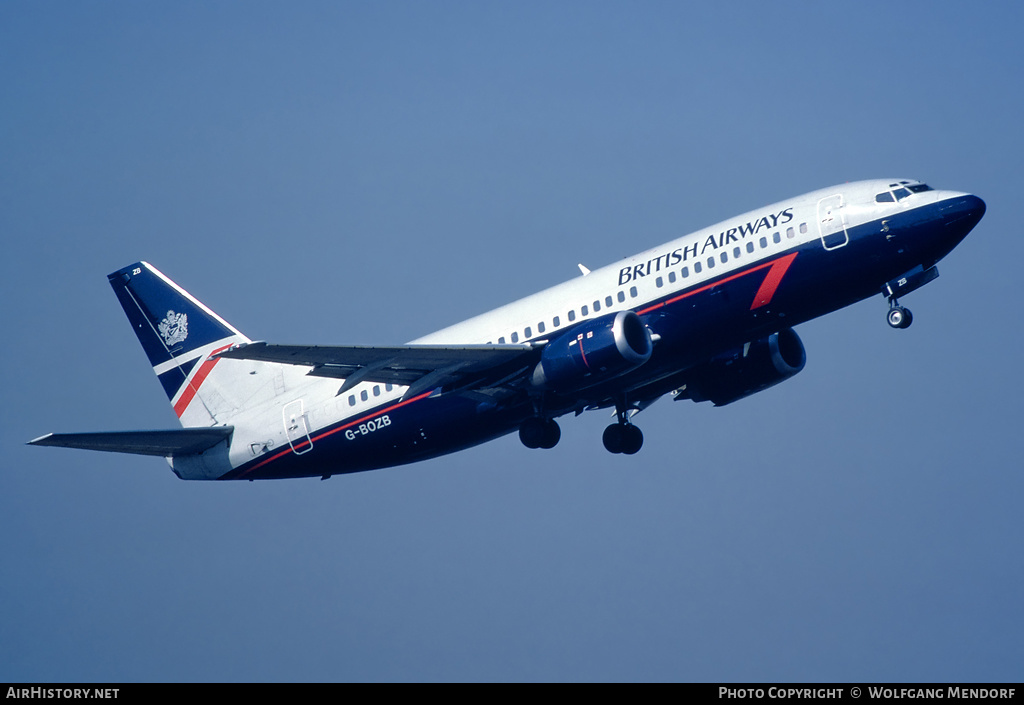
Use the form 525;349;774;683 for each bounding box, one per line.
882;265;938;330
887;301;913;329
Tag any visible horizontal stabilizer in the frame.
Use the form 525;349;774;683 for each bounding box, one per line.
28;427;234;457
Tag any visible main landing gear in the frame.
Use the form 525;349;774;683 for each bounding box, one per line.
602;423;643;455
518;399;645;455
602;401;643;455
519;416;561;449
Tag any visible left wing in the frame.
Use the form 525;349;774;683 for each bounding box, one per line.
214;342;542;400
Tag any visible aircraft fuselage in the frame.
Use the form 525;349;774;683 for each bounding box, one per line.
30;179;985;481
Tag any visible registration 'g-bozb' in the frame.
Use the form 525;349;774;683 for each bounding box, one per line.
31;180;985;480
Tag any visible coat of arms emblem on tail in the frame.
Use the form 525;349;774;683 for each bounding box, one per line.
158;310;188;346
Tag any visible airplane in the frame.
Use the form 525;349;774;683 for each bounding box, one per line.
29;179;985;481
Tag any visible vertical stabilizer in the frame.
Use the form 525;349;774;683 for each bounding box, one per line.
108;262;249;427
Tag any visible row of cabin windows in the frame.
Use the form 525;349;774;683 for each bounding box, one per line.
348;383;395;407
493;288;639;345
492;222;808;341
652;223;809;285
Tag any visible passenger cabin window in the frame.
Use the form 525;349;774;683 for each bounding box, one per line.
617;291;626;302
592;300;600;312
656;276;664;288
538;321;545;334
605;295;613;307
629;286;638;297
553;316;560;327
511;332;519;343
568;310;576;322
524;326;532;338
581;305;589;316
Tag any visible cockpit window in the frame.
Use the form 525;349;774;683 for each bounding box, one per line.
876;181;931;203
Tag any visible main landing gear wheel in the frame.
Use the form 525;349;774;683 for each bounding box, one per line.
519;417;561;450
887;305;913;329
602;423;643;455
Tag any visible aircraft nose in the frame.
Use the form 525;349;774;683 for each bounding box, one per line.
943;194;986;231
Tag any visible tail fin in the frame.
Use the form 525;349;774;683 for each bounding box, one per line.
108;262;249;426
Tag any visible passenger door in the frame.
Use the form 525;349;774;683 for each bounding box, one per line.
282;399;314;455
817;194;849;250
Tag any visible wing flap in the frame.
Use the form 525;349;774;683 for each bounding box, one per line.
28;427;234;457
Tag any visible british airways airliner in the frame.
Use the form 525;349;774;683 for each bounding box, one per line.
30;179;985;480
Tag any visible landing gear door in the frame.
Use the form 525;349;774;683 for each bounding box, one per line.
817;194;849;251
283;399;313;455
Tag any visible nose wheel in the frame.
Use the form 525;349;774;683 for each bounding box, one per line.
887;299;913;329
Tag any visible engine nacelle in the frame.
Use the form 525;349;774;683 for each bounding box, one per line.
686;328;806;406
532;311;653;392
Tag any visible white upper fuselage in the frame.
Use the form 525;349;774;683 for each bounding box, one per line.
412;179;963;347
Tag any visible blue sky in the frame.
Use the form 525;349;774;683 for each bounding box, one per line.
2;1;1022;682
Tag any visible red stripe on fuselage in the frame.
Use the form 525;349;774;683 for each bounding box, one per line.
750;252;798;310
173;345;233;417
229;390;435;480
637;252;799;316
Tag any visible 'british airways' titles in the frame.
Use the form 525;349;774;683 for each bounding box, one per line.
618;207;794;285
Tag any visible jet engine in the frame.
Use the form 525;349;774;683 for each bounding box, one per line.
684;328;806;406
531;311;653;392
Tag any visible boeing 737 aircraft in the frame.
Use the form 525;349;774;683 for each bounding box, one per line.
30;179;985;480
